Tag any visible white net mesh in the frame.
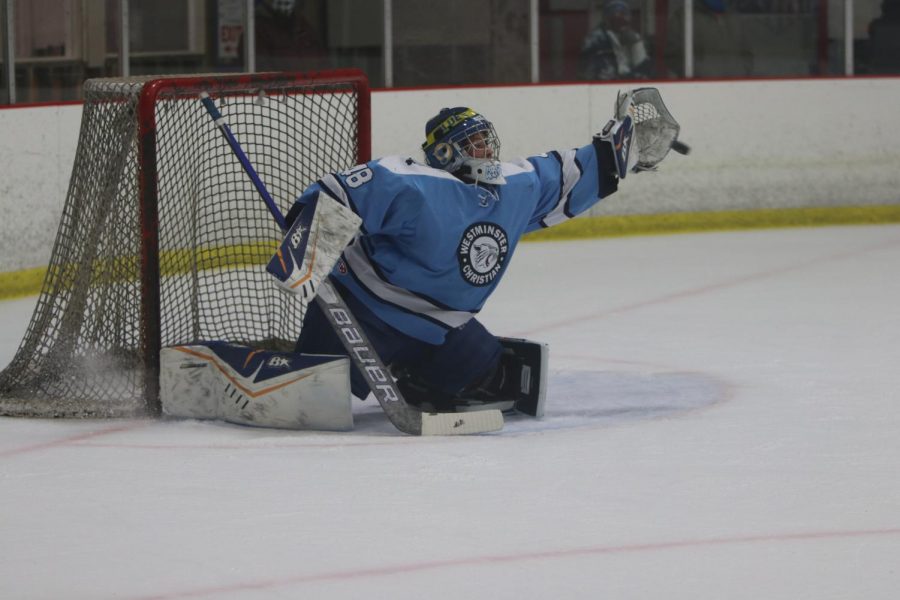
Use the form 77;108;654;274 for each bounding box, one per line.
630;87;681;170
0;72;367;417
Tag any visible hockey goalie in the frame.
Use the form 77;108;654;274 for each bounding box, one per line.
161;87;682;432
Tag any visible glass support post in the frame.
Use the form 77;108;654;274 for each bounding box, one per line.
2;0;14;103
684;0;694;78
120;0;130;77
530;0;539;83
844;0;854;75
384;0;393;87
245;0;255;72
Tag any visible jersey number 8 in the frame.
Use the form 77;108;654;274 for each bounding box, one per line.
342;165;373;188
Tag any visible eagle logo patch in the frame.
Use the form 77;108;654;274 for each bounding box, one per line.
458;222;509;286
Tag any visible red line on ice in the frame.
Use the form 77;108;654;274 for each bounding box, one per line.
128;526;900;600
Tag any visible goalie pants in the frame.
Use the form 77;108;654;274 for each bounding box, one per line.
295;278;503;400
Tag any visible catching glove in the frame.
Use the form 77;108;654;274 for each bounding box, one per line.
596;88;683;179
596;90;638;179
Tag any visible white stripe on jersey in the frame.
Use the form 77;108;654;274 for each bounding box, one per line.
541;149;582;227
379;155;534;181
500;158;535;178
343;241;475;329
378;155;460;180
319;174;350;206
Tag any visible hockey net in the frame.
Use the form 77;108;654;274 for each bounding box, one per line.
0;70;370;418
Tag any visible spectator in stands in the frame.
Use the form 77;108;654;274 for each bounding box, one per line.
666;0;754;78
580;0;653;80
243;0;329;72
868;0;900;74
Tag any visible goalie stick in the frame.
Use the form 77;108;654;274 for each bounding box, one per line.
198;92;503;436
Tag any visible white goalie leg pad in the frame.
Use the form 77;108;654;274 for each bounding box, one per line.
160;342;353;431
266;191;362;301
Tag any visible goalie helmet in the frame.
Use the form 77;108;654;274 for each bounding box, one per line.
422;107;506;185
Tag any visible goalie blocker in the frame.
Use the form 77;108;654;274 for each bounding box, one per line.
265;191;362;300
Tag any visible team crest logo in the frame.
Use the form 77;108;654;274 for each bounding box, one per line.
458;222;509;286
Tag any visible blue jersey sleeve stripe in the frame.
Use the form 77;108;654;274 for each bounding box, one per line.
342;263;453;331
357;239;464;313
537;151;564;228
344;241;475;325
565;155;585;219
343;242;475;329
341;262;459;332
540;148;582;227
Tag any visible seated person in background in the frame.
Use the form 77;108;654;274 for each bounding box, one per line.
241;0;329;72
580;0;653;80
868;0;900;74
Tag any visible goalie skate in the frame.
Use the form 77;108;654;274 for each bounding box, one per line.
454;337;549;417
396;337;548;417
496;337;549;417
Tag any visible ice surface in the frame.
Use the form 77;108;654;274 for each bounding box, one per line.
2;226;899;599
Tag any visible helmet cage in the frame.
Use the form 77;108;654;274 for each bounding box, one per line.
422;109;502;179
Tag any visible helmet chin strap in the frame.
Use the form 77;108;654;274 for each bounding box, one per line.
458;158;507;185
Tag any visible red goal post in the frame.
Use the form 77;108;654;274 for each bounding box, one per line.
0;69;371;418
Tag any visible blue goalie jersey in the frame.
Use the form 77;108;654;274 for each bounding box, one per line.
287;142;617;345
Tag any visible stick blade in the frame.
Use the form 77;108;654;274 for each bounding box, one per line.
420;410;504;435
